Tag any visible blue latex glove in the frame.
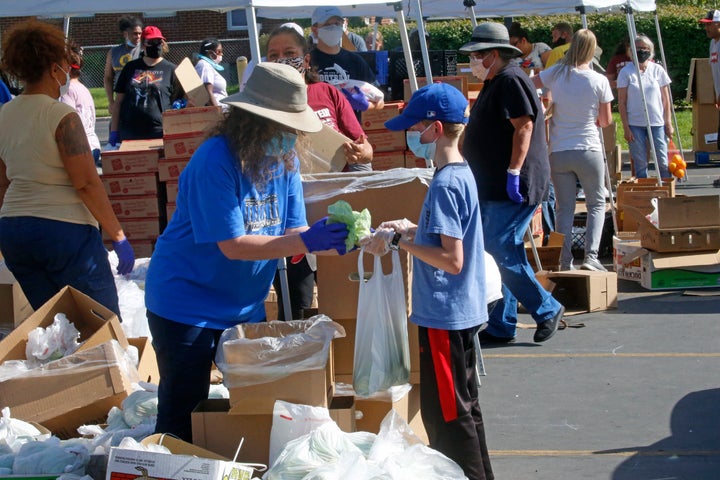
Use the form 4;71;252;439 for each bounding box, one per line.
300;216;350;255
108;131;120;146
341;86;370;112
506;172;524;203
112;238;135;275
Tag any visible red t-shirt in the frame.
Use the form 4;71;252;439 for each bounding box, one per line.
606;54;631;78
307;82;364;141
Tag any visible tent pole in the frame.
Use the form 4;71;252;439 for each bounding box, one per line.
626;6;662;186
577;6;588;29
653;11;687;181
413;0;433;86
395;2;418;94
63;16;70;38
469;7;478;29
246;6;261;66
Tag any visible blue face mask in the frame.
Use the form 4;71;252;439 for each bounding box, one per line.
268;132;298;157
198;54;225;71
406;124;436;162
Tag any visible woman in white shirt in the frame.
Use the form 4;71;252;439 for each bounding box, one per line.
617;34;673;179
533;29;613;272
195;38;228;109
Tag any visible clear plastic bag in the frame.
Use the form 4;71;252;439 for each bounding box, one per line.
353;250;410;397
215;316;345;388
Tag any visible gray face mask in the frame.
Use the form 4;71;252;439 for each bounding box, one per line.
55;64;70;98
318;25;343;47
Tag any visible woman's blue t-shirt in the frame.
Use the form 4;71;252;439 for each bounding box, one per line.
145;136;307;330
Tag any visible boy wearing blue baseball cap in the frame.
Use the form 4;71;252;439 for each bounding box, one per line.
379;83;493;480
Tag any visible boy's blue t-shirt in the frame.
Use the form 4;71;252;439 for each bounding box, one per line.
410;162;487;330
145;136;307;330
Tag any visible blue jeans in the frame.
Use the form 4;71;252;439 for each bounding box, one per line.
628;125;669;179
480;201;563;338
0;216;119;315
148;311;225;442
541;181;556;245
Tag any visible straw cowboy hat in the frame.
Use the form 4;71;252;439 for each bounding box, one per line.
222;63;321;133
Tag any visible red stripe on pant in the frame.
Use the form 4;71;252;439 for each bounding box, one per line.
427;327;459;422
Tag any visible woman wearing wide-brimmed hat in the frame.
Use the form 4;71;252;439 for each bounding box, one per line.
460;22;566;348
145;62;351;441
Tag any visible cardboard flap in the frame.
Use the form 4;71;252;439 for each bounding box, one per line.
142;433;229;460
300;124;352;174
657;195;720;229
649;250;720;269
175;57;211;108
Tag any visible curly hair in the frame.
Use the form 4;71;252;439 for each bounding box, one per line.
210;108;299;190
2;20;69;84
67;41;84;79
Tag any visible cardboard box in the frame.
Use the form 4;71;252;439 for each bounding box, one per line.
685;58;716;105
403;76;467;101
103;217;161;241
0;260;32;328
163;132;205;159
355;386;426;443
366;129;406;153
0;340;136;438
547;270;618;315
101;172;159;197
691;102;719;152
162;106;224;136
192;399;273;465
631;196;720;253
117;138;164;152
107;432;254;480
128;336;160;385
165;180;179;203
526;232;564;272
639;249;720;290
109;195;161;219
158;157;191;182
361;102;403;131
166;202;176;221
613;233;643;282
0;286;127;363
175;57;211;108
616;179;674;231
372;151;406;171
101;149;159;175
299;124;352;173
221;321;336;414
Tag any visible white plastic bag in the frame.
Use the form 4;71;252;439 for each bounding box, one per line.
353;250;410;397
25;313;80;366
268;401;333;468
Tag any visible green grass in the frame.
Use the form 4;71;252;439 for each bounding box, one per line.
91;87;110;118
613;109;692;152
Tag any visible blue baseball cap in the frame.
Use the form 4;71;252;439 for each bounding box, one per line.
384;83;469;131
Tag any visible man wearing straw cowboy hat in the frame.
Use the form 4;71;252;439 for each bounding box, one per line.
145;63;351;441
460;22;566;345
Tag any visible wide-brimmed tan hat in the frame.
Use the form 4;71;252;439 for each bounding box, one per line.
459;22;522;57
222;63;321;133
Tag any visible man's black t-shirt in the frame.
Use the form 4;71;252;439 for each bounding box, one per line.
115;58;177;140
462;64;550;205
310;48;376;85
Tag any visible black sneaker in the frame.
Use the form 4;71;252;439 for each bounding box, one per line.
478;330;515;345
534;306;565;343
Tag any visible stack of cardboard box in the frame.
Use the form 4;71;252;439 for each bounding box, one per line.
361;102;408;170
687;58;720;165
160;106;224;221
100;141;163;257
619;195;720;290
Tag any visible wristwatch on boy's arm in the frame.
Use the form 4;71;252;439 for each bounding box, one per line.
389;232;402;251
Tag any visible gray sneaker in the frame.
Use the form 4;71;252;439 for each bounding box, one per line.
581;257;607;272
559;262;575;271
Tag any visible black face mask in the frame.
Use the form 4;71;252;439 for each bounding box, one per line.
636;49;651;63
145;44;162;59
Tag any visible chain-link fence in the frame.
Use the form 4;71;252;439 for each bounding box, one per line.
80;38;250;90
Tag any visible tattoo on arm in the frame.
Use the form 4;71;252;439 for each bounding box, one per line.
56;113;92;158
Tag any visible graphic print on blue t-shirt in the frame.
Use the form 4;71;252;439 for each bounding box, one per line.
244;194;281;232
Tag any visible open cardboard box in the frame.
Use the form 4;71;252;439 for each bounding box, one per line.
626;196;720;253
526;232;564;272
547;270;618;315
175;57;211;108
0;260;32;328
107;431;255;480
621;246;720;290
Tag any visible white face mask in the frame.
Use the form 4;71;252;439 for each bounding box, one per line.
214;55;223;64
318;25;343;47
55;64;70;98
470;55;495;82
